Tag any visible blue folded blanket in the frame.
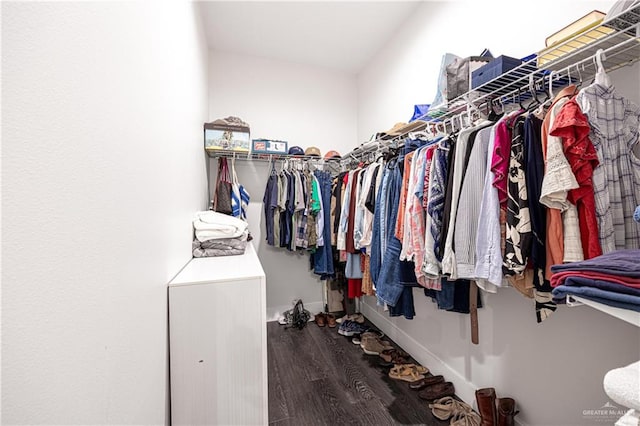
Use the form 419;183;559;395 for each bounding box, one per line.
552;284;640;312
563;276;640;296
550;249;640;277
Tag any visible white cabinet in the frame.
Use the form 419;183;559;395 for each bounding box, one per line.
168;243;267;426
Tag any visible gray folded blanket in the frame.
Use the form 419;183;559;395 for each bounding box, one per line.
192;233;248;258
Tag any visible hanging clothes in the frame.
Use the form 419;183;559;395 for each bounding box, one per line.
549;97;602;259
576;82;640;252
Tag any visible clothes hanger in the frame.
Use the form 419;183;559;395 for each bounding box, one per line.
594;49;611;87
526;74;541;111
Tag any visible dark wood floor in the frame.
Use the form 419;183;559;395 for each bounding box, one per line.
267;320;451;426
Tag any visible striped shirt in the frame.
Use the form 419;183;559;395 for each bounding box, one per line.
455;126;493;279
576;83;640;252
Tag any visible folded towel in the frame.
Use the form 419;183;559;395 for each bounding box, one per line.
193;211;248;241
604;361;640;412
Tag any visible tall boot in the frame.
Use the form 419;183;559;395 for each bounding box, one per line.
496;397;518;426
475;388;497;426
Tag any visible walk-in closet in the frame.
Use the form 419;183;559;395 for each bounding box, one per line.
3;1;640;426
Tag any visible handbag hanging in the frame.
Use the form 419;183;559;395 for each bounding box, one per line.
212;157;233;215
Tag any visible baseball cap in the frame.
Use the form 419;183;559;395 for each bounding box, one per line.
324;150;341;160
305;146;321;157
288;146;304;155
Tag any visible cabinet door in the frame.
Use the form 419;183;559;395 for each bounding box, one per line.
169;278;266;425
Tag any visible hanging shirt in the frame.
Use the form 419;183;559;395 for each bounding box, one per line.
541;96;583;273
539;86;580;278
262;173;279;246
550;98;602;260
313;173;325;247
441;121;491;279
424;137;452;275
475;122;503;293
337;171;353;251
524;114;551;301
360;163;382;251
400;149;421;261
503;115;533;276
576;82;640;252
395;151;415;241
455;126;493;279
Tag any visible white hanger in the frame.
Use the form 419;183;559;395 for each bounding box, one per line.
594;49;611;87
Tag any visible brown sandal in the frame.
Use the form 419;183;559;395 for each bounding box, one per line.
388;364;428;383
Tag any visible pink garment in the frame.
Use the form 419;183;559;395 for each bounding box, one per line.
408;149;427;286
551;270;640;288
491;120;512;208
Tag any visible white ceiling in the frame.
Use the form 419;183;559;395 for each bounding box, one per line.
199;1;422;74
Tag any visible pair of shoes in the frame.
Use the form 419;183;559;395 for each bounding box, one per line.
429;396;480;425
388;363;429;383
408;374;444;390
475;388;519;426
418;381;455;401
337;320;368;336
314;312;336;328
360;334;393;355
335;313;365;324
379;348;409;364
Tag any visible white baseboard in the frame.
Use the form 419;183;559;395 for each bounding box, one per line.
360;300;526;426
267;301;324;322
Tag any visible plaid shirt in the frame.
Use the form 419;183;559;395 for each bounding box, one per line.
577;83;640;252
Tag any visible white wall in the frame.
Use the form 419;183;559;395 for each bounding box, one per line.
208;50;358;318
357;1;640;425
2;2;209;424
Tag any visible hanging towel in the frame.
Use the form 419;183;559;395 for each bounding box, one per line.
634;205;640;223
604;361;640;412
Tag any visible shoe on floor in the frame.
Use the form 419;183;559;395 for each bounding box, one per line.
409;374;445;390
314;312;327;327
326;313;337;328
360;336;392;355
336;313;365;324
338;320;368;336
388;364;428;382
418;381;456;401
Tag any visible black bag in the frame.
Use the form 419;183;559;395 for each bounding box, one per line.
284;299;310;330
212;157;233;214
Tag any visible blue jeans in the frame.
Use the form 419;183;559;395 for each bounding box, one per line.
370;166;390;287
313;171;334;278
376;156;417;312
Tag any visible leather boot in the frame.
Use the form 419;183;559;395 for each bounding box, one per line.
496;397;518;426
475;388;497;426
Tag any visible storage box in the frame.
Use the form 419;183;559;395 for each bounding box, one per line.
251;139;288;155
545;10;606;47
204;117;251;152
471;55;523;90
537;10;615;68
